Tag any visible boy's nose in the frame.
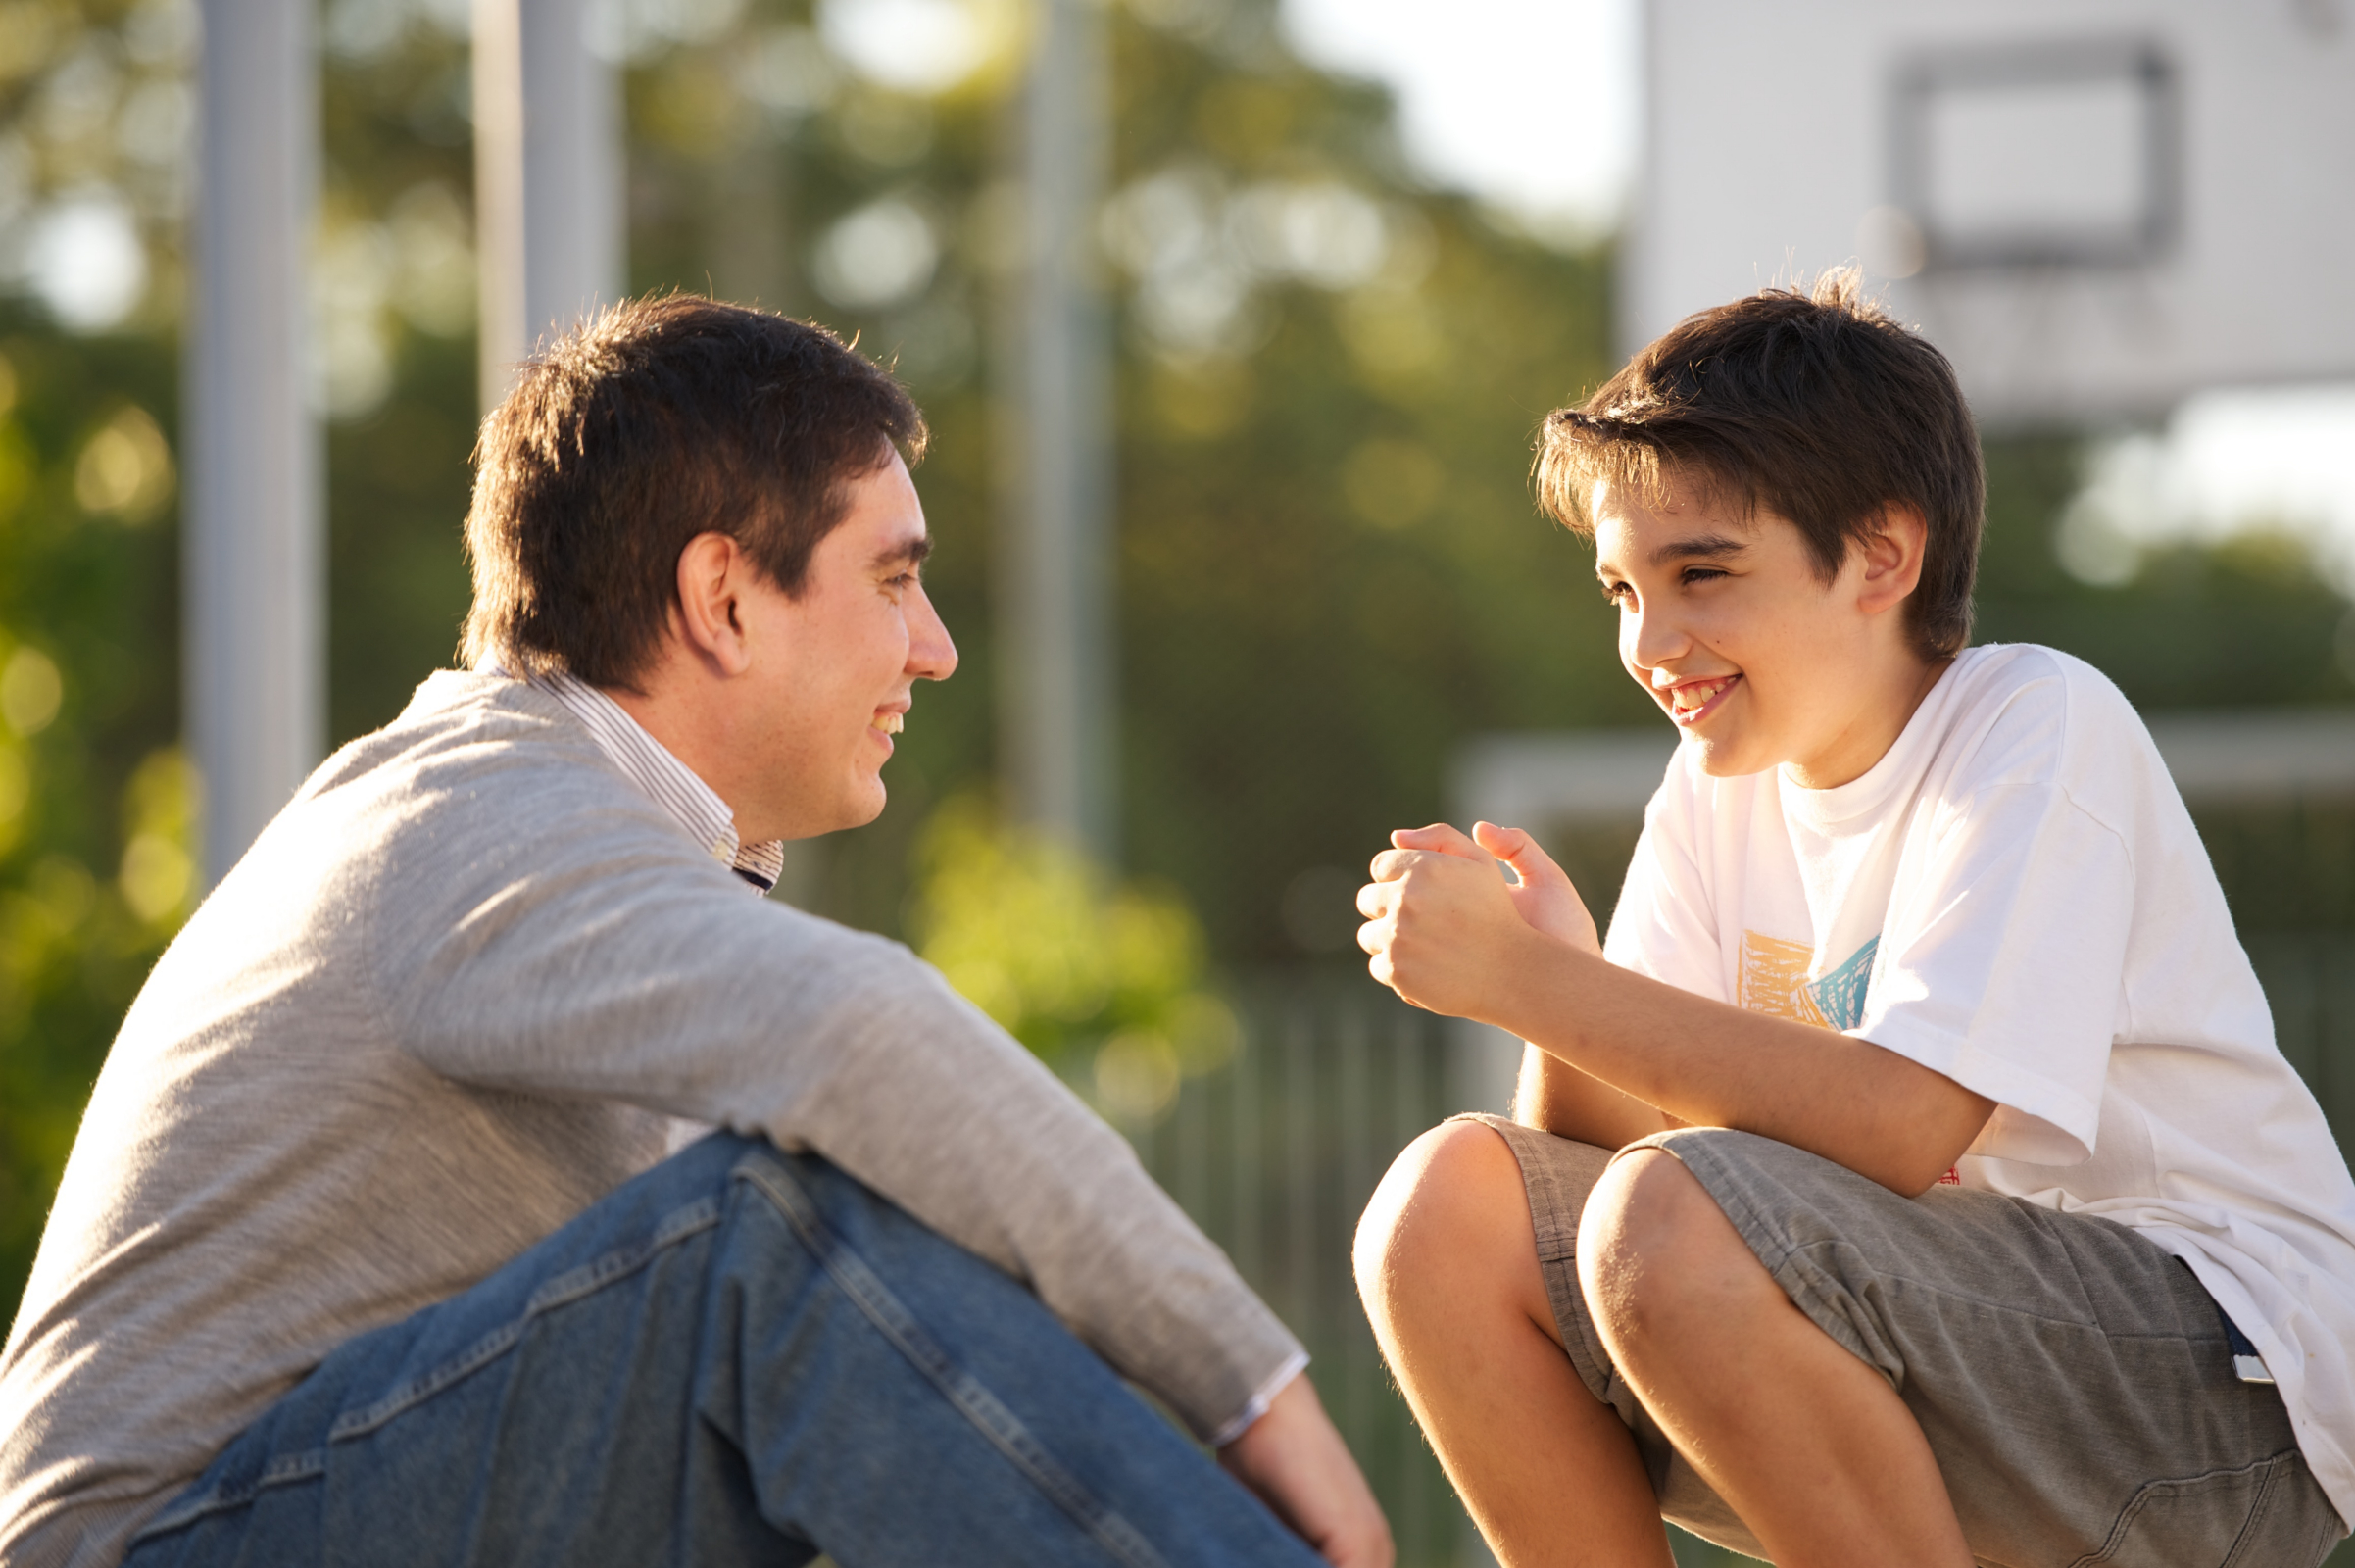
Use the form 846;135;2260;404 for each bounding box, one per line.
1624;605;1692;672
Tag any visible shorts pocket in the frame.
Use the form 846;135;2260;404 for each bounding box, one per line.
2070;1449;2325;1568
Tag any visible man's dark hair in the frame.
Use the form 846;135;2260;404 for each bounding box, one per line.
1534;269;1984;660
462;294;928;688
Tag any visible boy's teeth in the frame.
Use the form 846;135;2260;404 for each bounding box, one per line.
1671;679;1728;711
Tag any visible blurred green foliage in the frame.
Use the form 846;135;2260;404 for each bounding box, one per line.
908;793;1238;1123
0;318;193;1310
1976;437;2355;711
1;0;2350;1336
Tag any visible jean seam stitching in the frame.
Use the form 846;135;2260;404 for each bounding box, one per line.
2221;1451;2300;1568
131;1196;726;1544
130;1450;328;1541
2069;1451;2303;1568
325;1195;724;1444
736;1157;1172;1568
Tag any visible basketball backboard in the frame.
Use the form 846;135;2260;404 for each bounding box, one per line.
1623;0;2355;427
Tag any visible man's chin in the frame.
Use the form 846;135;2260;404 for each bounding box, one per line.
772;782;888;842
833;779;890;833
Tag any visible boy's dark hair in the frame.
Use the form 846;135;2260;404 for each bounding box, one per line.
462;294;927;688
1534;269;1984;660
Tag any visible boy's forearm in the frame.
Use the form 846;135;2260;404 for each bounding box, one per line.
1484;931;1991;1194
1512;1044;1680;1148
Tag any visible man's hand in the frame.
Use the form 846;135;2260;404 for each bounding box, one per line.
1356;822;1589;1019
1218;1372;1393;1568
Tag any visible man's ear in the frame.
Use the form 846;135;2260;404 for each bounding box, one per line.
1854;502;1930;617
671;531;754;676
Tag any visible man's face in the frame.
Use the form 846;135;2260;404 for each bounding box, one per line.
733;451;956;839
1592;475;1905;787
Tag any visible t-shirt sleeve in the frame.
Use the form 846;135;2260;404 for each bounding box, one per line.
1601;764;1730;1004
1859;779;2133;1166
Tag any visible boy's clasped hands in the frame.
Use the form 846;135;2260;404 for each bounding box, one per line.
1356;820;1598;1020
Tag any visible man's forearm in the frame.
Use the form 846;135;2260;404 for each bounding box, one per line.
1484;931;1991;1193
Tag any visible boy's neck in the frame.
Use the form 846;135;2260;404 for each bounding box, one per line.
1781;652;1956;792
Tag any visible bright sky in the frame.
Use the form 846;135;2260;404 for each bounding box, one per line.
1278;0;1637;238
1279;0;2355;600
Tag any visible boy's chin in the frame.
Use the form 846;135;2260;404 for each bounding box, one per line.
1681;731;1776;780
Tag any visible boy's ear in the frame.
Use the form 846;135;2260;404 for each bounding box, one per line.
1854;502;1930;617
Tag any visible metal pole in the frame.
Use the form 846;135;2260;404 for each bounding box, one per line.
187;0;320;887
473;0;624;412
999;0;1114;860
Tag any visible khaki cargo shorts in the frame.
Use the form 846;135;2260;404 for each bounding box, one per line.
1469;1114;2349;1568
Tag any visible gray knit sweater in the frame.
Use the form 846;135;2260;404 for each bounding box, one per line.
0;673;1301;1568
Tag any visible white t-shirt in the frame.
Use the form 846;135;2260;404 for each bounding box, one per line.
1604;642;2355;1522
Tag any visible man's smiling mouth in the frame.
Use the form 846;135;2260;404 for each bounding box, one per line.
875;712;904;735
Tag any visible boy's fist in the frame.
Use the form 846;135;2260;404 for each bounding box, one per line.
1357;821;1598;1018
1384;822;1601;955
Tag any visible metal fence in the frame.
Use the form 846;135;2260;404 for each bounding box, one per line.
2253;933;2355;1142
1129;974;1464;1567
1140;935;2355;1568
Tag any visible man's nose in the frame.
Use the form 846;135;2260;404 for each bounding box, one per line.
908;584;958;682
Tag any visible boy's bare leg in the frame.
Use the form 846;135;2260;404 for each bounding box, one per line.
1580;1151;1975;1568
1354;1122;1674;1568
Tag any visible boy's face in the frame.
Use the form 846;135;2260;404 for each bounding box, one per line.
1591;475;1934;788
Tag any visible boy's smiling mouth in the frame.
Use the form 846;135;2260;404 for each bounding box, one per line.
1657;673;1742;725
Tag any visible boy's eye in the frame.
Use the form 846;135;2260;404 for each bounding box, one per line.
1680;566;1728;587
1598;581;1632;604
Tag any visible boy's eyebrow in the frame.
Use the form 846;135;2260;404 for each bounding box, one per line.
1593;530;1753;580
1645;532;1750;567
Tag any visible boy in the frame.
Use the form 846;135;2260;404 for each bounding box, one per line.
1351;272;2355;1566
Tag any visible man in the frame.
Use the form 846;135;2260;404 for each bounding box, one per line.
0;296;1390;1568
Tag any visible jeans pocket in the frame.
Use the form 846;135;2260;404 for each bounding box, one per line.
2070;1449;2325;1568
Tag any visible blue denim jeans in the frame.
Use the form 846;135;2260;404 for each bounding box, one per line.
123;1134;1327;1568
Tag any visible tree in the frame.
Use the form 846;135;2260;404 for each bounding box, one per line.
0;0;2347;1327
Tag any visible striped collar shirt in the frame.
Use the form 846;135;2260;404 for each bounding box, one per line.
530;669;787;895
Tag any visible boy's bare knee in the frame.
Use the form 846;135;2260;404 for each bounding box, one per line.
1354;1119;1530;1322
1579;1149;1756;1350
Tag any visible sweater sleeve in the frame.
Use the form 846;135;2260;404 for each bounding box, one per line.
368;765;1302;1444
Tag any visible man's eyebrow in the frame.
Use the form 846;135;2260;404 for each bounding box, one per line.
872;535;934;571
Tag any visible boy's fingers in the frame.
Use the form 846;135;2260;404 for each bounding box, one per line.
1355;880;1394;919
1473;820;1568;884
1390;822;1483;860
1469;820;1521;856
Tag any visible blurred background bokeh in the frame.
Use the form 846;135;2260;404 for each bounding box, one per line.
1;0;2350;1562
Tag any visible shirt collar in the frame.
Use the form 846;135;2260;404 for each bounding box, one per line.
528;668;787;895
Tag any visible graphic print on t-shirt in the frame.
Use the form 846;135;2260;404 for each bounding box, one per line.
1737;931;1879;1032
1739;929;1955;1183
